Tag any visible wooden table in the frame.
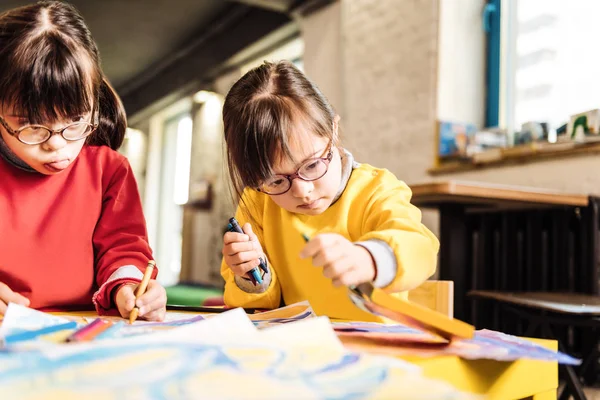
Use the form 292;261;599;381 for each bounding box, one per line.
409;180;592;322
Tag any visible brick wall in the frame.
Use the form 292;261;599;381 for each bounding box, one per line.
341;0;440;186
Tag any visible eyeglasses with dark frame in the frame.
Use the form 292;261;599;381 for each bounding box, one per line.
0;113;98;145
258;144;334;195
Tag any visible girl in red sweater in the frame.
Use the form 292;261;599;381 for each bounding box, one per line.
0;1;167;320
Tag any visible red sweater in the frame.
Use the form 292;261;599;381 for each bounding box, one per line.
0;145;156;313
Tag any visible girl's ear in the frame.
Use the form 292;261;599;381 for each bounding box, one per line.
333;114;341;144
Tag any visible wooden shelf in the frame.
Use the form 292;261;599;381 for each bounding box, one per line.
429;141;600;175
410;181;589;209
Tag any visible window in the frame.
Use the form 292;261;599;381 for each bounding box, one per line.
486;0;600;140
155;114;193;286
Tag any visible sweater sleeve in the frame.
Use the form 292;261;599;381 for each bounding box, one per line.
91;157;156;313
357;170;440;293
221;193;281;309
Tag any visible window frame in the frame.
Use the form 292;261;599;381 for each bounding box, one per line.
484;0;502;128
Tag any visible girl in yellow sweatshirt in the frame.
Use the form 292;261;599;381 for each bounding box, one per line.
221;60;439;321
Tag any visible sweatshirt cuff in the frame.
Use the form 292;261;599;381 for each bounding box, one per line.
355;240;397;288
234;269;271;293
93;265;144;314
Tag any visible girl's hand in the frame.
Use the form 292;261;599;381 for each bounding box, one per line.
222;223;266;279
300;233;376;287
0;282;30;314
115;280;167;321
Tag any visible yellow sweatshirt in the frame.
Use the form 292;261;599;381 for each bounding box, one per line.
221;160;440;322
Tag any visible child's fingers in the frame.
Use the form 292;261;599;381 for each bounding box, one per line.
230;259;261;277
225;241;256;256
141;307;166;322
299;234;339;259
10;292;30;307
0;282;30;307
138;296;166;318
222;223;265;278
135;281;167;309
117;284;137;311
242;223;259;242
331;267;362;288
223;231;250;245
322;256;354;280
311;245;345;268
114;284;137;319
0;300;7;315
227;249;262;266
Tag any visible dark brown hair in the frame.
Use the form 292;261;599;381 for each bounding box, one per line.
0;1;126;150
223;60;337;201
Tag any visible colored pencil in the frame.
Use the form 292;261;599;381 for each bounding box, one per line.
129;260;155;324
66;318;111;342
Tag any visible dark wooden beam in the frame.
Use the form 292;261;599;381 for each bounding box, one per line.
228;0;337;16
118;5;290;117
288;0;337;16
226;0;294;13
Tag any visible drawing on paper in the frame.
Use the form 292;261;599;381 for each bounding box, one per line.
0;306;478;400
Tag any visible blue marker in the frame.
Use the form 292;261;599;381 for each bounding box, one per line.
227;217;266;285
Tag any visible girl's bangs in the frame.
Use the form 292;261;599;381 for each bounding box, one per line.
236;96;333;189
0;33;96;122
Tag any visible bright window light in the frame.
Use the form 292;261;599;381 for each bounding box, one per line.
173;117;193;205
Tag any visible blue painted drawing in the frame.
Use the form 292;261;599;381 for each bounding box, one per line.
0;338;474;399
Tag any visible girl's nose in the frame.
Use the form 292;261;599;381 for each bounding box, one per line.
290;178;314;198
41;132;68;151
